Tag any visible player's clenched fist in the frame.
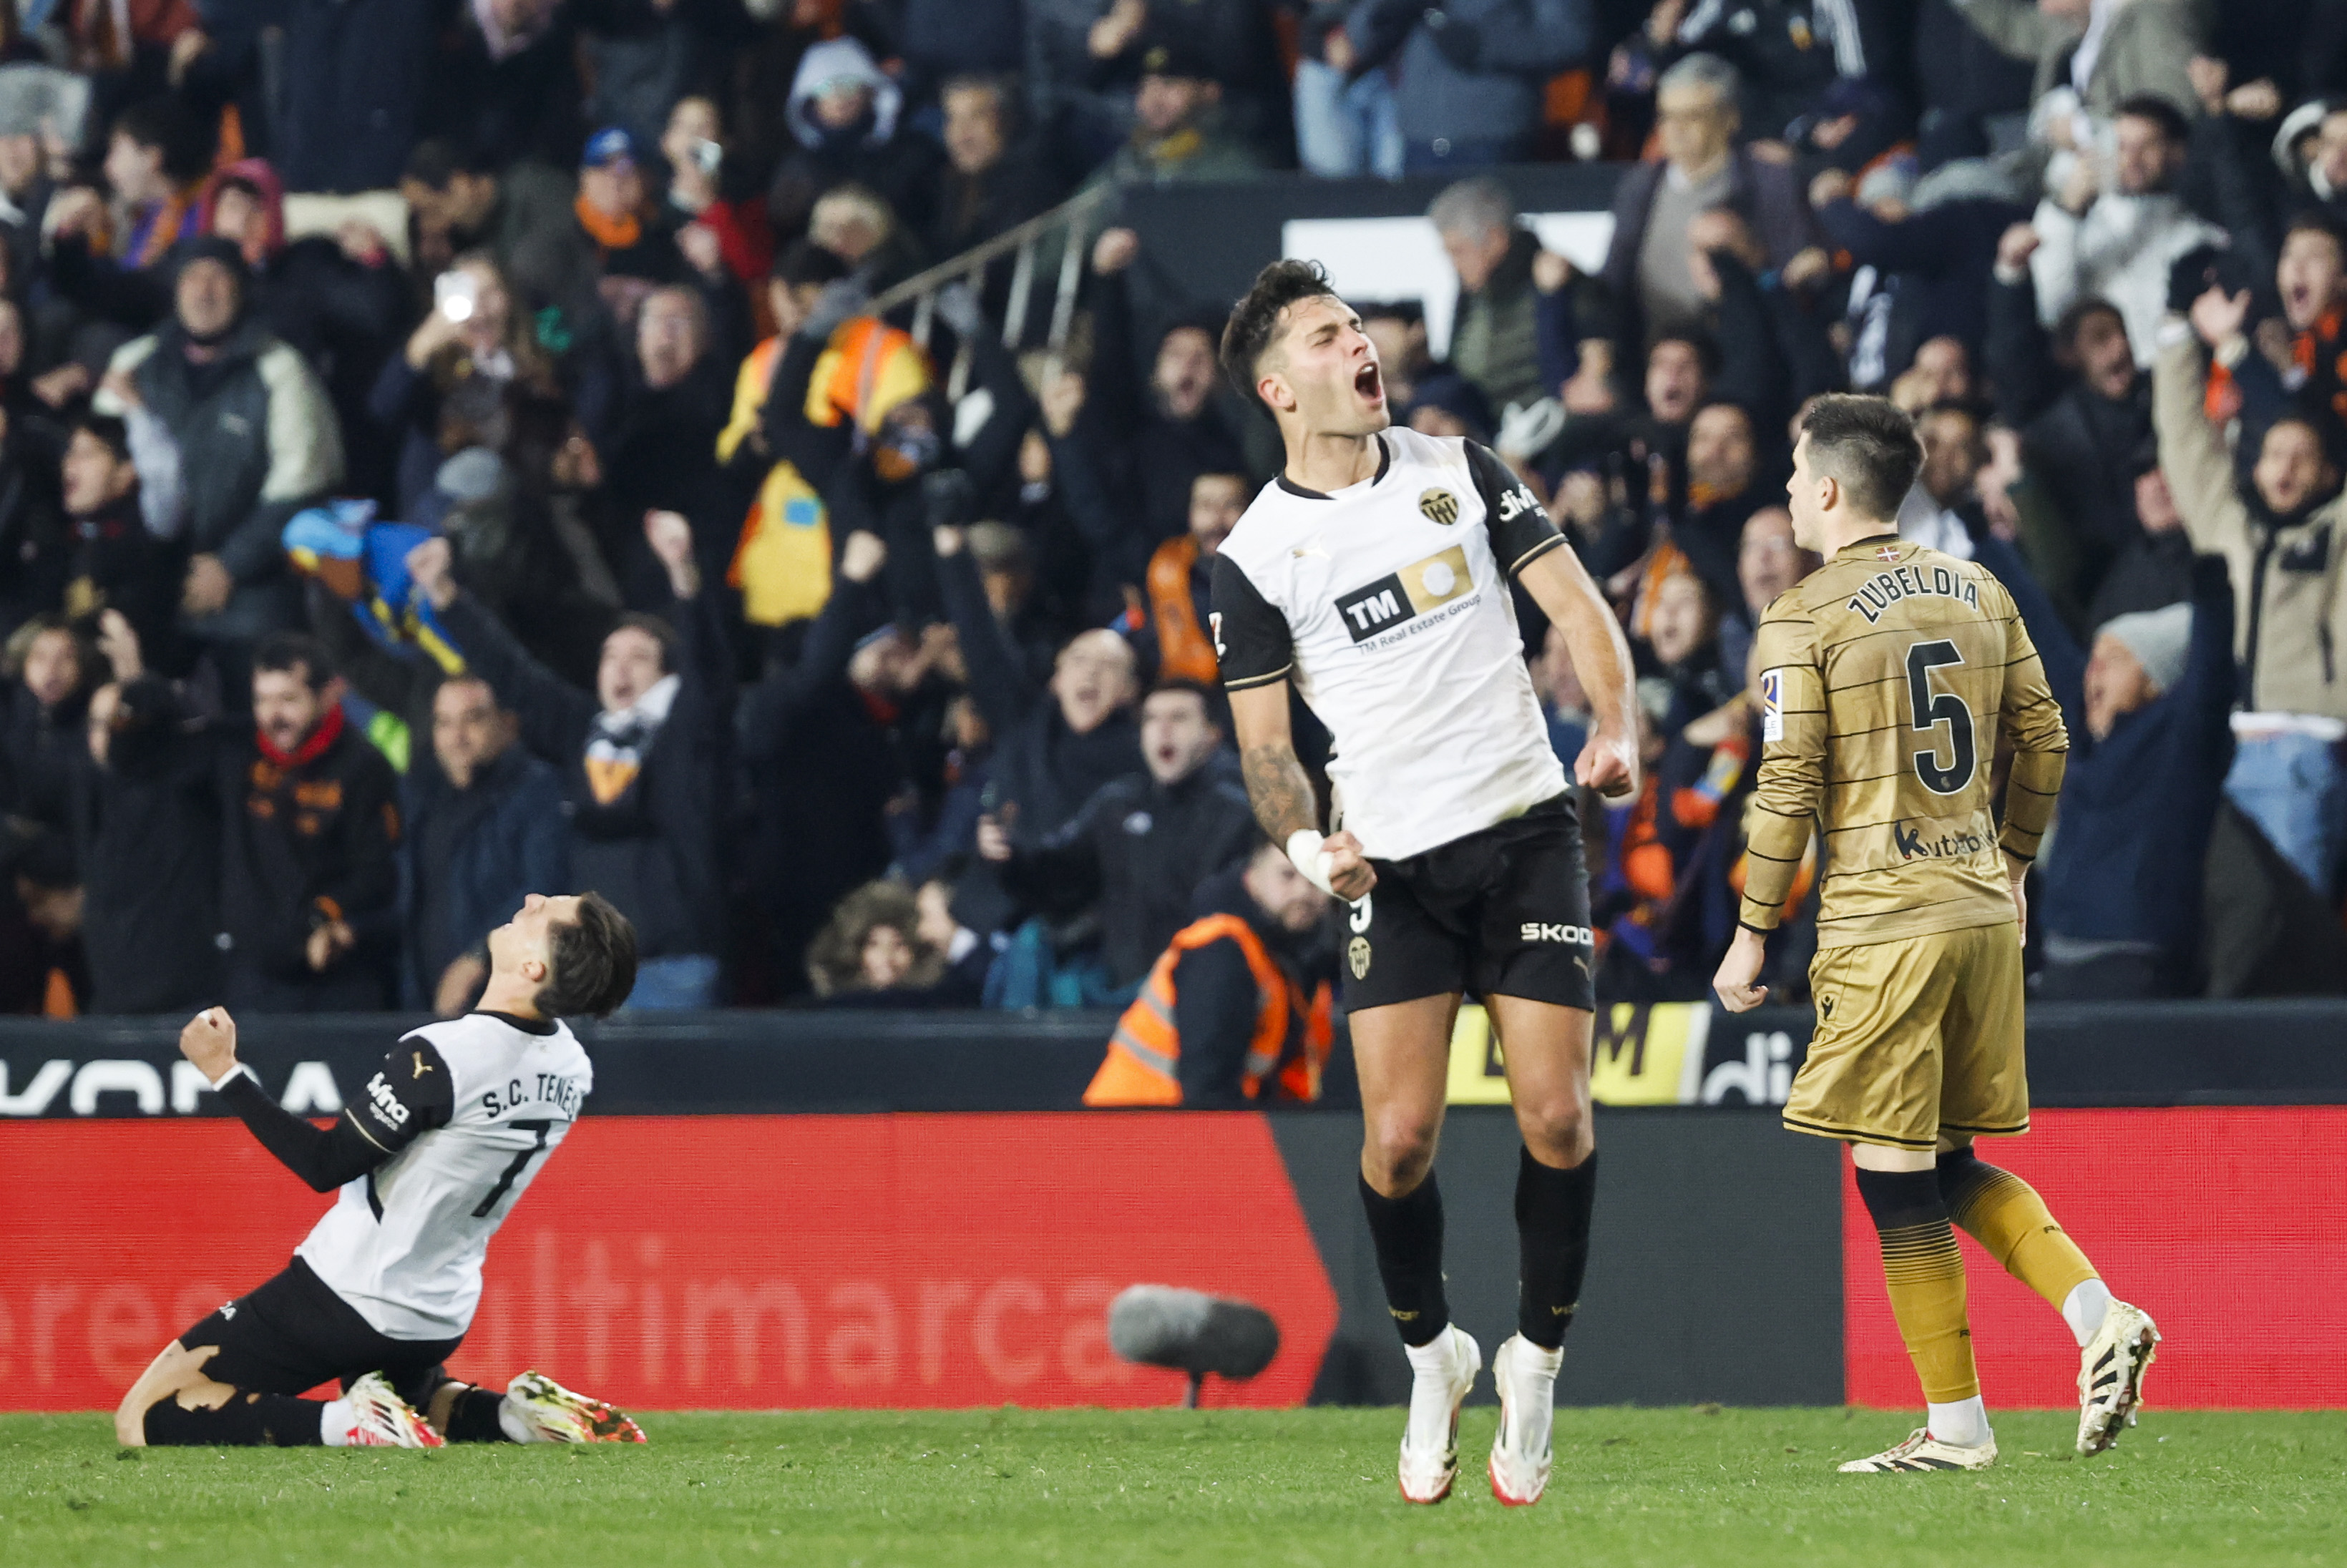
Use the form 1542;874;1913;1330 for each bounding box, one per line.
1320;830;1375;901
179;1007;239;1081
1573;729;1639;799
1710;929;1768;1014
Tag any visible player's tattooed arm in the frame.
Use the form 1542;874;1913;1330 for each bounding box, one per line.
1230;681;1375;900
1229;683;1318;843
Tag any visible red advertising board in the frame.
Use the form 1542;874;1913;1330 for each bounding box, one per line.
0;1114;1339;1412
1843;1107;2347;1409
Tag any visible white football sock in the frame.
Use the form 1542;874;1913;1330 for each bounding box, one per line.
497;1396;542;1443
319;1398;355;1446
1511;1336;1563;1377
1927;1395;1991;1448
1402;1329;1463;1450
2062;1280;2112;1347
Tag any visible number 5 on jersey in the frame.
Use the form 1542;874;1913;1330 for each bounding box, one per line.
1905;640;1976;795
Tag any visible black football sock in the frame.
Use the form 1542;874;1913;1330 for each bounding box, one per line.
143;1390;323;1446
442;1385;517;1443
1359;1170;1450;1347
1515;1145;1598;1351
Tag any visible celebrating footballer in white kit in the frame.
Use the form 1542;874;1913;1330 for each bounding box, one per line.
1212;259;1639;1506
115;893;648;1451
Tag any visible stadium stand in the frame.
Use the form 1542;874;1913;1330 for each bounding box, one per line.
0;0;2341;1032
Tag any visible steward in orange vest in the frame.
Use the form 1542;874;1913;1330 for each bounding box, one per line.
1085;841;1336;1108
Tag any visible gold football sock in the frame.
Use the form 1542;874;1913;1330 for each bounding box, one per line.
1858;1167;1979;1404
1938;1147;2099;1310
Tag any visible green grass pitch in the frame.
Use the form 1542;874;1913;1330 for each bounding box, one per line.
5;1407;2343;1567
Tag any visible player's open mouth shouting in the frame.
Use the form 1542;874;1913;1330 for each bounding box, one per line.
1354;358;1385;410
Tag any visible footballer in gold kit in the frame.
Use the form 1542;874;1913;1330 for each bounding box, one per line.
1713;396;2159;1475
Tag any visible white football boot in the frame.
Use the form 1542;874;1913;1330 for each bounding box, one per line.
1487;1333;1562;1506
340;1372;445;1448
1397;1325;1481;1504
2076;1301;2160;1456
504;1371;648;1444
1838;1426;1996;1473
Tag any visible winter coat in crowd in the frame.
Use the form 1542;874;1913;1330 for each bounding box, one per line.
2029;191;2226;371
1986;271;2155;603
2037;554;2234;996
419;1;587;172
194;701;402;1010
1601;147;1821;358
1946;0;2205;124
438;587;731;962
1;679;84;836
1451;228;1563;416
397;741;572;1009
97;314;344;646
1345;0;1594;160
997;754;1260;989
0;446;69;645
2156;333;2347;723
737;574;907;997
1060;270;1252;564
768;39;942;240
1813;195;2028;372
250;0;440;193
940;546;1141;851
67;677;220;1013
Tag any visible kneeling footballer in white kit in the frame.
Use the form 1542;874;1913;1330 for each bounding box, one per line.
117;892;646;1449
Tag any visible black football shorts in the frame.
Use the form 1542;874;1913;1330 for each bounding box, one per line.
177;1257;464;1408
1340;793;1596;1013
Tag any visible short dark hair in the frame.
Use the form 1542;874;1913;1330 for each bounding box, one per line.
1146;677;1217;717
609;612;678;674
253;630;333;690
940;73;1021;134
1220;258;1341;405
2114;94;2190;147
2285;210;2346;257
537;891;638;1019
2053;295;2126;356
1651;333;1719;379
70;413;131;466
1691;398;1754;433
1798;394;1923;522
771;237;848;288
402;138;493;190
112;97;210;183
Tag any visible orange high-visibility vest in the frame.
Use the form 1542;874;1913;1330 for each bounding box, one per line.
1085;913;1332;1107
1146;535;1219;685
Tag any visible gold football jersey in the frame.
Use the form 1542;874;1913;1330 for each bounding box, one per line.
1740;536;2068;948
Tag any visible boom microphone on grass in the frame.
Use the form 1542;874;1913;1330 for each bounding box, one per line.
1108;1285;1281;1407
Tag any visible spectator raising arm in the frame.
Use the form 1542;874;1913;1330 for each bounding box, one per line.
738;530;892;763
409;535;600;766
934;479;1045;736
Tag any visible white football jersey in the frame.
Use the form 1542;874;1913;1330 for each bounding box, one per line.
298;1012;591;1339
1211;428;1569;861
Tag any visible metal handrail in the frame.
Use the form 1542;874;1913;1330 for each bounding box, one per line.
867;184;1114;394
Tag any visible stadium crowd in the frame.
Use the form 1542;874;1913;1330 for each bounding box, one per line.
0;0;2341;1026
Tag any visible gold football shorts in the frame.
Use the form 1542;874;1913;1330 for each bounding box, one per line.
1782;921;2029;1150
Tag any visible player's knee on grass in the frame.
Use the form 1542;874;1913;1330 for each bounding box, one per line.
114;1341;220;1446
